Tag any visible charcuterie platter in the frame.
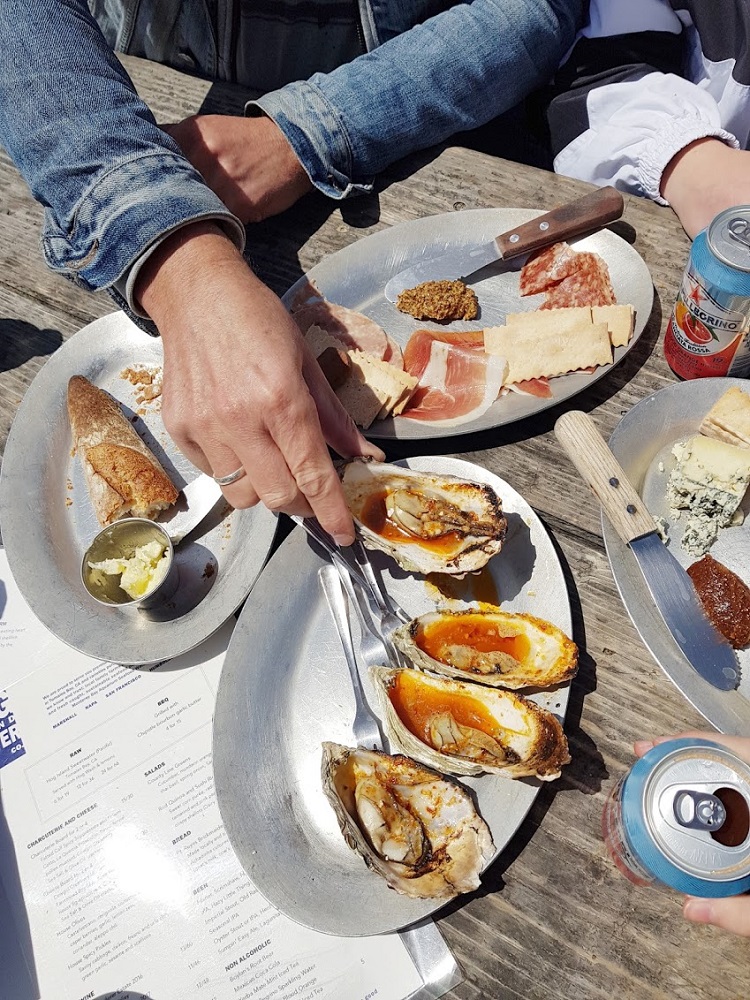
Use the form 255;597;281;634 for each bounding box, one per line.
284;207;654;440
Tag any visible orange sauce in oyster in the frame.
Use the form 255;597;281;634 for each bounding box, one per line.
418;614;530;665
425;568;500;607
388;670;499;741
359;490;465;555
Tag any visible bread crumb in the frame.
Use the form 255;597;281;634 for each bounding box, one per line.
396;279;478;321
121;365;163;407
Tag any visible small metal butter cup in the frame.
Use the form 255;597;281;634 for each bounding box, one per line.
81;518;179;610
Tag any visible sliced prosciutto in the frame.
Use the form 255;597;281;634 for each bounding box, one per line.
292;299;390;360
401;329;506;426
508;377;553;398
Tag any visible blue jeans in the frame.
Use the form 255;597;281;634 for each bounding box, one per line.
0;0;582;292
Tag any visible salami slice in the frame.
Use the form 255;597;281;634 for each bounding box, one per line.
519;242;578;296
539;252;616;310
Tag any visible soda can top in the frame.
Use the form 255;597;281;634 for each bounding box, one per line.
708;206;750;273
623;738;750;889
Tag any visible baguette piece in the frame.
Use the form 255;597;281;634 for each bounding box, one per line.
67;375;179;526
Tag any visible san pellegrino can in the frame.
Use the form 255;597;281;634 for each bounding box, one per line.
665;206;750;379
602;738;750;895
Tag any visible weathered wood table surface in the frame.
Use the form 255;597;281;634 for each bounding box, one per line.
1;55;748;1000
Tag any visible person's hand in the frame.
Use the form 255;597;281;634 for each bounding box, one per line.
135;221;384;543
661;138;750;239
162;114;314;223
635;731;750;937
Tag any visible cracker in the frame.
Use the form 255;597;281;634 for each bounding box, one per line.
485;319;612;383
592;304;635;348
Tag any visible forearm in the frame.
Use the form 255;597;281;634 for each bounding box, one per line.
549;35;739;204
251;0;583;197
0;0;243;291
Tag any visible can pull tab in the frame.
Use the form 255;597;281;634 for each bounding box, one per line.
727;217;750;251
673;789;727;832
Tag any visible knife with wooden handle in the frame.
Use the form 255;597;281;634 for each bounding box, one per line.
383;186;624;302
554;410;739;692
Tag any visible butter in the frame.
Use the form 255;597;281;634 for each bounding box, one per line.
667;435;750;556
90;539;170;600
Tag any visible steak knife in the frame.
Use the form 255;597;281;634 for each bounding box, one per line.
554;410;739;692
383;185;624;302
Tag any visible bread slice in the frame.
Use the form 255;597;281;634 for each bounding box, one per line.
332;353;418;428
700;386;750;449
67;375;179;526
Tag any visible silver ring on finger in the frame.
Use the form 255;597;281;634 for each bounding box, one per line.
212;466;246;487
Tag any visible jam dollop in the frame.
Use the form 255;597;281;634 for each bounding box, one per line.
687;554;750;649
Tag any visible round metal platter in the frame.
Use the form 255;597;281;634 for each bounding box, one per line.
283;207;654;440
0;312;277;665
602;377;750;731
213;456;573;936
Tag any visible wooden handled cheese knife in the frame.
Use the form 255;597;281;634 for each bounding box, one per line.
554;410;739;692
383;186;624;302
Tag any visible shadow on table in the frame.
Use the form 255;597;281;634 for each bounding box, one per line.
0;791;39;1000
0;318;63;374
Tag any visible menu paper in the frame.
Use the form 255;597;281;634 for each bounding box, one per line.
0;548;460;1000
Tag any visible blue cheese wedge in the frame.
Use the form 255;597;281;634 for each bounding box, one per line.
667;435;750;556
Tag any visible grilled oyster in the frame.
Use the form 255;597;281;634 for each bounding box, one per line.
371;666;570;779
321;742;493;899
393;609;578;689
340;459;507;575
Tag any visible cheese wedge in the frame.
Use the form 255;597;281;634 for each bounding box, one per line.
667;434;750;555
700;386;750;449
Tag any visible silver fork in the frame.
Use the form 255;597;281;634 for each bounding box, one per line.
319;564;385;751
292;515;411;652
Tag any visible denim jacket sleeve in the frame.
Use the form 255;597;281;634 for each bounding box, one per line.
250;0;583;198
0;0;244;293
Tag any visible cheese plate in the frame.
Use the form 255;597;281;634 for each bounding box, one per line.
602;378;750;730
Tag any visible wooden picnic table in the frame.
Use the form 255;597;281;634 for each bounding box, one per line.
0;54;747;1000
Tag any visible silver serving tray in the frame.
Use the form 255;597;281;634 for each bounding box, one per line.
603;378;750;731
284;207;654;440
213;456;573;936
0;312;277;664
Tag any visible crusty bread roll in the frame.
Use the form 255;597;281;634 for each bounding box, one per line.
67;375;179;526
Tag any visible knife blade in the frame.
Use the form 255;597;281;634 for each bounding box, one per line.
554;410;739;692
383;185;624;302
158;473;225;545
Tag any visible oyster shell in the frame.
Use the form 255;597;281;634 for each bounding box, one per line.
393;609;578;689
371;666;570;779
340;459;507;575
321;742;494;899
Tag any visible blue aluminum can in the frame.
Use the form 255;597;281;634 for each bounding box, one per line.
602;738;750;896
665;206;750;379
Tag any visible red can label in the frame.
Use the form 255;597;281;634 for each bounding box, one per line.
665;264;750;379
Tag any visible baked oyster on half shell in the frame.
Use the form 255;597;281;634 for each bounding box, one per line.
393;609;578;689
339;459;507;575
321;742;494;899
371;666;570;779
